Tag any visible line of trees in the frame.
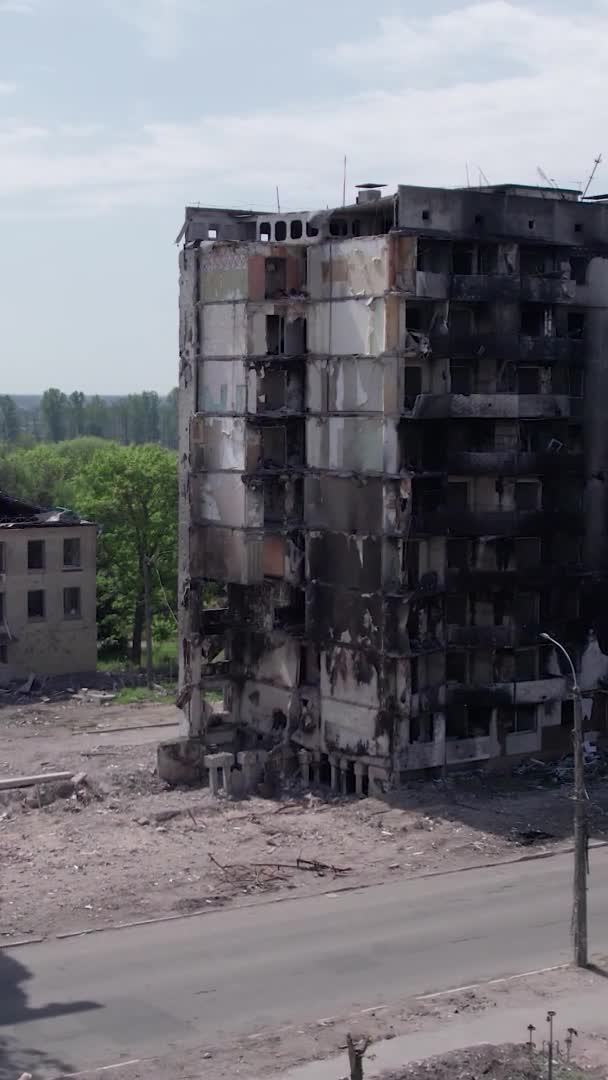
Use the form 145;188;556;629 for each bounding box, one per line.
0;438;178;664
0;388;178;449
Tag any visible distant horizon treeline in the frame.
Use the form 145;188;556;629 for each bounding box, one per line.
0;388;178;448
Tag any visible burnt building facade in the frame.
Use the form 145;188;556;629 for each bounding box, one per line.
170;183;608;794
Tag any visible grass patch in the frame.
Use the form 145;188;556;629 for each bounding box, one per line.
112;683;174;706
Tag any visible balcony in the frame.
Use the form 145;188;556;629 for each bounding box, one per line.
446;450;583;476
520;275;576;304
429;333;520;362
448;677;566;708
428;333;584;365
412;508;581;537
450;274;520;302
409;393;579;421
520;335;585;364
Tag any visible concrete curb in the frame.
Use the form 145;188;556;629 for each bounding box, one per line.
2;839;606;951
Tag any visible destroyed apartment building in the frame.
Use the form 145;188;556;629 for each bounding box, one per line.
164;182;608;795
0;491;97;685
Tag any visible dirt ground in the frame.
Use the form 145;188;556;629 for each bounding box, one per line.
2;694;608;942
385;1043;601;1080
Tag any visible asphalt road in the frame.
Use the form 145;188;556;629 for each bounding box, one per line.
2;848;608;1078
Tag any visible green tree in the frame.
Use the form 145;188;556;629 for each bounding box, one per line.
160;388;178;449
0;395;20;442
84;395;109;437
67;442;177;664
68;391;86;437
40;387;69;442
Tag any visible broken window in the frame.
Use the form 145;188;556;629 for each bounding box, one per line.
404;366;422;408
446;481;469;511
306;221;319;238
260;369;287;412
570;257;588;285
265;257;287;298
63;537;81;569
569;368;584;397
406;305;425;331
515;480;540;511
0;542;4;572
528;220;535;231
410;715;434;743
499;704;537;734
0;593;3;621
406;541;419;588
449;306;474;334
416;239;445;273
0;642;6;663
422;209;431;222
266;314;284;356
520;305;545;337
329;218;348;237
447;539;469;569
274;221;287;242
450;361;473;395
452;243;475;275
261;426;287;468
446;652;468;683
567;312;585;339
351;219;361;237
207;225;218;240
410;656;419;693
561;699;574;727
63;586;81;619
517;367;540;395
27;539;44;571
446;705;491;739
574;222;583;235
28;589;45;619
284;317;307;355
514;590;539;623
478;244;498;274
515;538;540;569
515;649;537;681
260;222;271;242
446;593;467;625
290;219;303;240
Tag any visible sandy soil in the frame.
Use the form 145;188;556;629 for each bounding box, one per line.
2;695;608;943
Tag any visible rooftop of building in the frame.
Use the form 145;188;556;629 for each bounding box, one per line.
0;491;95;530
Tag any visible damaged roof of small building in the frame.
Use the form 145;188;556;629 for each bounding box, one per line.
0;490;95;529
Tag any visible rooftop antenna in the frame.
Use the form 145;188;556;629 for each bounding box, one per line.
476;165;490;188
276;186;281;213
537;166;565;200
583;153;603;199
342;155;347;207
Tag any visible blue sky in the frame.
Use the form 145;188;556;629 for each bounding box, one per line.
1;0;607;394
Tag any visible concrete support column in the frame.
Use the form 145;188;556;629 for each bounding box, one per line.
312;751;321;785
298;749;312;786
204;752;235;795
330;755;340;793
353;761;366;796
339;757;349;795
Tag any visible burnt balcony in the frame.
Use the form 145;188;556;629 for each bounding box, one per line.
446;450;583;476
446;623;540;648
409;393;581;421
428;332;584;365
450;274;520;302
520;275;576;304
412;508;581;537
520;335;585;364
447;676;566;708
429;332;520;362
446;564;585;589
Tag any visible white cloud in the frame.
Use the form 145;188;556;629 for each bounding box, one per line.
0;2;606;212
0;81;17;94
105;0;196;59
0;0;35;12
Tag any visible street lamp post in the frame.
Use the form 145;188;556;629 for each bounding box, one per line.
540;632;588;967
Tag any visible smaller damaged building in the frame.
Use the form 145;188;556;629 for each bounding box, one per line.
0;491;97;685
168;182;608;795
